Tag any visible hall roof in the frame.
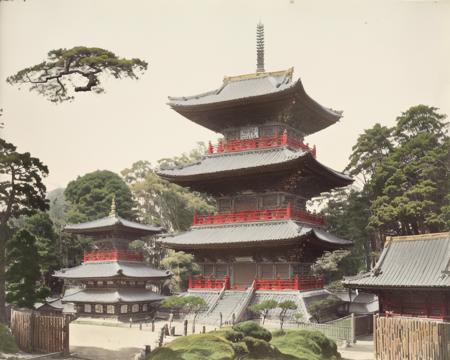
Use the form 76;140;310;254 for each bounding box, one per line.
53;261;171;280
168;68;342;135
344;232;450;290
62;288;165;303
159;220;352;250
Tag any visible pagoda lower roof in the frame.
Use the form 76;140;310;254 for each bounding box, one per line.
62;288;165;303
159;220;352;250
157;147;352;192
53;261;171;280
168;68;341;135
64;214;164;237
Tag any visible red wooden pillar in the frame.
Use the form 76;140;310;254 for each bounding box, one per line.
217;140;223;153
193;209;197;225
224;275;230;290
287;202;292;219
282;129;288;145
208;141;214;154
312;145;316;158
188;276;193;289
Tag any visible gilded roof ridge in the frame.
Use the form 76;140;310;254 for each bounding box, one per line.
386;232;450;242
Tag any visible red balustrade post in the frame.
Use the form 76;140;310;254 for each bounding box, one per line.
287;202;292;219
282;129;288;145
217;140;223;153
208;141;214;154
193;209;197;225
224;275;230;290
188;276;193;289
312;145;316;158
294;275;299;290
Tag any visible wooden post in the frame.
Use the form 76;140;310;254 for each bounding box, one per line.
151;319;155;332
188;276;193;289
145;345;151;356
232;313;235;325
170;326;175;336
351;313;356;344
158;328;164;347
294;275;299;290
193;210;197;226
183;319;188;336
282;129;288;145
139;322;142;331
63;315;70;355
202;325;206;334
208;141;213;154
164;323;170;336
219;312;223;328
287;202;292;219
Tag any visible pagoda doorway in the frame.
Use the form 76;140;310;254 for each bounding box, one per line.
233;263;257;289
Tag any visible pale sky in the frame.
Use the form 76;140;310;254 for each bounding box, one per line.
1;0;449;191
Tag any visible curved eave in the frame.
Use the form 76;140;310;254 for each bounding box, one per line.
159;221;352;250
168;79;341;135
64;215;164;236
157;150;352;188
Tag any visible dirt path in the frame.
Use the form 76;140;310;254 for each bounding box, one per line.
340;336;375;360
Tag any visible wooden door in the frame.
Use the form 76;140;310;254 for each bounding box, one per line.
233;263;256;289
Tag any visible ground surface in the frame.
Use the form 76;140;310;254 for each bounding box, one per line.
340;336;375;360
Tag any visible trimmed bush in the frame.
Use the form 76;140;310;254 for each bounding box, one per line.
232;321;272;342
0;324;18;354
231;342;248;356
243;336;278;358
223;330;244;343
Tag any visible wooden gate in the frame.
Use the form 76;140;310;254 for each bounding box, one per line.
374;315;450;360
10;309;70;354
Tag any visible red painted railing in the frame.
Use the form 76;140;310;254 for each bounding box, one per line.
189;275;230;290
83;250;143;263
207;134;316;157
253;275;324;291
188;275;323;291
193;204;325;226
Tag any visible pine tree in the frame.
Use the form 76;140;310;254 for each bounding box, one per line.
6;229;50;309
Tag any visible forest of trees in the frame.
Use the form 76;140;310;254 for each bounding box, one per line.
0;104;448;320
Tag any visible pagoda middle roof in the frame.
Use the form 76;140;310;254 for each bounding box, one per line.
62;288;165;304
157;147;352;185
53;261;171;280
167;68;342;135
159;220;352;250
64;214;164;236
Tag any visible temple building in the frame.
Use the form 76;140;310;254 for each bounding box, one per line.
344;232;450;320
54;199;171;320
157;24;353;324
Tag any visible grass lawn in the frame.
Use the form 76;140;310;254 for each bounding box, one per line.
0;324;18;354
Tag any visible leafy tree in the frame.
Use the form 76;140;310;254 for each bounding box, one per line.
160;251;200;293
307;296;342;323
7;47;147;103
161;295;207;333
65;170;136;223
311;250;351;283
248;299;278;325
293;312;304;327
0;139;48;322
122;149;216;233
278;300;297;330
6;229;50;308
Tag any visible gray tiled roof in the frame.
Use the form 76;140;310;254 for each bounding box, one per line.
54;261;171;280
64;215;163;234
157;147;352;183
160;220;351;249
344;233;450;289
62;288;165;303
168;69;340;120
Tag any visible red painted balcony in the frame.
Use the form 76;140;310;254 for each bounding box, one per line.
193;204;325;227
207;133;316;157
253;275;324;291
83;250;144;263
189;275;231;290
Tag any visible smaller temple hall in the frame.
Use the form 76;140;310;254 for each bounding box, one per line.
54;199;171;320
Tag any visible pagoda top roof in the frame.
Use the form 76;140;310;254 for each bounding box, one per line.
157;147;352;195
159;220;352;250
53;260;171;280
167;68;342;135
64;214;163;235
344;232;450;290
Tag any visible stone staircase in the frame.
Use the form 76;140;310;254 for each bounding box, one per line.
197;290;248;326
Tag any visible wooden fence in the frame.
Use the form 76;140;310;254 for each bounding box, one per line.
374;315;450;360
10;309;70;354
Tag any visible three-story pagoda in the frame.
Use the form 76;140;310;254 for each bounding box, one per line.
158;24;353;324
54;199;171;321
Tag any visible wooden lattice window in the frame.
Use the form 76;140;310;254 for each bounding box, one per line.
260;264;274;279
95;304;103;313
218;198;232;212
142;304;148;312
132;304;139;313
84;304;92;313
276;264;290;279
262;194;278;209
120;305;128;314
106;305;115;314
203;264;214;276
216;264;228;278
235;197;257;212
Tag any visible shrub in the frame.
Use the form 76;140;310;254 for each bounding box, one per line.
243;336;278;358
232;321;272;342
223;330;244;343
231;342;248;356
0;324;18;354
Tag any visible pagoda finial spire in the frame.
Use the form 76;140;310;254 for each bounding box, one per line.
109;195;117;217
256;22;265;73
